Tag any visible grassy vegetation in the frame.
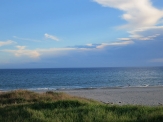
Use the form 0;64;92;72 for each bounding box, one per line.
0;90;163;122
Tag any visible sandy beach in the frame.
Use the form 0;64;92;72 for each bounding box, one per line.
57;86;163;106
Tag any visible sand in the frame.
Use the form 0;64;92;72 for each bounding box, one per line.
57;86;163;106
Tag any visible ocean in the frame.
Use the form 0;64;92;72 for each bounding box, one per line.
0;67;163;91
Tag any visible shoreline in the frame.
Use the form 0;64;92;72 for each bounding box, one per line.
1;85;163;92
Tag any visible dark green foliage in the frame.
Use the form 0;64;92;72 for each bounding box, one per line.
0;90;163;122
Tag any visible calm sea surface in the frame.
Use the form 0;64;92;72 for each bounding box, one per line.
0;67;163;91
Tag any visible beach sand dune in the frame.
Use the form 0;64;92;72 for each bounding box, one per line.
58;87;163;106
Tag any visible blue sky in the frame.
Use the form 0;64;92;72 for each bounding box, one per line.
0;0;163;68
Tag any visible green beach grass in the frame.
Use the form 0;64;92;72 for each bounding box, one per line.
0;90;163;122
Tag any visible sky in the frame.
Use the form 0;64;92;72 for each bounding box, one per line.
0;0;163;68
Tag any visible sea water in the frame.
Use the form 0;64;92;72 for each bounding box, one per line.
0;67;163;91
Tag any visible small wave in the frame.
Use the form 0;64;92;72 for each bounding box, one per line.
142;84;149;87
28;88;57;91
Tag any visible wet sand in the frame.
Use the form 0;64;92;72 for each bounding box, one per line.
58;86;163;106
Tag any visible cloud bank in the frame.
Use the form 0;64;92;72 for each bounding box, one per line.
93;0;163;52
128;26;163;40
4;46;40;58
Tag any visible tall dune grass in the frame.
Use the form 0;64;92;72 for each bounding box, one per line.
0;90;163;122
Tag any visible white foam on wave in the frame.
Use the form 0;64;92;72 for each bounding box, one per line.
28;88;57;91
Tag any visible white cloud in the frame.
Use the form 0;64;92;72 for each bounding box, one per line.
132;34;160;41
13;36;41;42
4;46;40;58
128;26;163;41
16;46;26;50
96;40;134;49
71;40;134;49
44;33;59;41
93;0;163;29
0;40;15;47
2;40;132;60
118;38;131;41
2;46;78;59
86;43;93;46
